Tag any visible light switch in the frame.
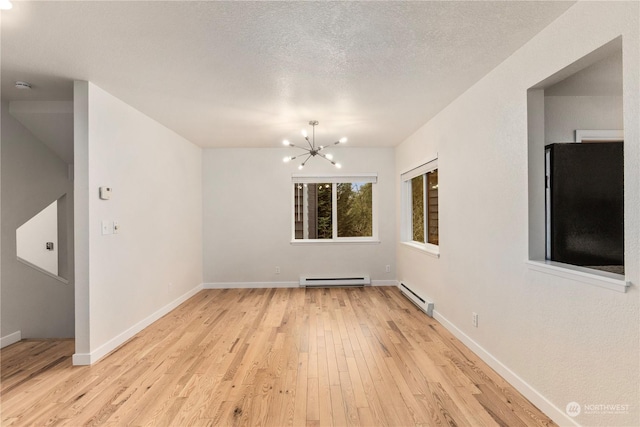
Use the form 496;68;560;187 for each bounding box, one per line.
113;221;120;234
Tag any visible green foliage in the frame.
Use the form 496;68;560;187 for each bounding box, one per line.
337;182;373;237
411;176;425;242
316;184;332;238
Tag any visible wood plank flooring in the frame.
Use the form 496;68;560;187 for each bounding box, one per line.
1;287;556;426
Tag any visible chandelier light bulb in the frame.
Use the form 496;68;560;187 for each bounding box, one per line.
301;129;308;138
283;156;291;163
298;164;304;170
282;139;290;146
335;163;342;169
325;154;333;160
339;137;348;144
0;0;13;10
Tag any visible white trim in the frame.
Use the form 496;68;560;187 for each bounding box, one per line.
575;129;623;142
16;257;69;285
291;239;380;245
72;283;203;366
432;310;580;427
400;154;438;181
400;157;438;182
71;352;92;365
292;173;377;184
526;260;629;293
371;280;399;287
400;241;440;258
1;331;22;349
204;281;299;289
204;280;397;289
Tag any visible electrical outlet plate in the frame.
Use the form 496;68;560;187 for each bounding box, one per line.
101;220;113;235
472;312;479;327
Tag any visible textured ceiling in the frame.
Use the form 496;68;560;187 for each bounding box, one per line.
1;1;575;148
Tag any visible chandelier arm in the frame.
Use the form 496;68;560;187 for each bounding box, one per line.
304;136;314;150
317;153;336;165
288;142;306;150
302;154;311;166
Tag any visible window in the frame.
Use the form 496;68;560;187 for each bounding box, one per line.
401;159;438;253
292;174;377;242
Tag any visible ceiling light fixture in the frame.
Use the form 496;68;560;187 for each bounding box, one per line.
282;121;346;170
0;0;12;10
15;81;32;90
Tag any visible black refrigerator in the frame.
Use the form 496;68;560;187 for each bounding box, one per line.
545;142;624;269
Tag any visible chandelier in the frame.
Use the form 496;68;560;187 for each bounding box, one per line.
282;120;346;170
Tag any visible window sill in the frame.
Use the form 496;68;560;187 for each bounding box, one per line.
400;241;440;258
291;239;380;245
526;260;629;293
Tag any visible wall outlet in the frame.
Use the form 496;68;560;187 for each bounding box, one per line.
472;312;479;328
101;220;113;235
385;265;391;273
275;266;281;274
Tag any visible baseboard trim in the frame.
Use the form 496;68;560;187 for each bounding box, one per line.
204;280;398;289
432;310;580;427
72;283;203;366
1;331;22;349
204;281;299;289
371;279;399;287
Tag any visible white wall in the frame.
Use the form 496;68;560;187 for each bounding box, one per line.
395;2;638;427
202;147;396;285
1;100;74;339
73;82;203;363
545;96;623;143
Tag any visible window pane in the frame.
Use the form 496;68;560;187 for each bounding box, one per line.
316;183;333;238
293;183;332;239
337;182;373;237
411;175;424;242
427;169;438;245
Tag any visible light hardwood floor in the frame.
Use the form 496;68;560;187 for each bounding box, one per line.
1;287;556;426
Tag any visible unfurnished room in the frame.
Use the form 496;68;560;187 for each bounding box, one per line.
0;1;638;426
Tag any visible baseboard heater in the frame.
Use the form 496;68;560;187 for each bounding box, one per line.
299;275;370;288
399;283;434;317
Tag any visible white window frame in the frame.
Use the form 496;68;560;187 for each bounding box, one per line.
291;173;379;244
401;157;439;257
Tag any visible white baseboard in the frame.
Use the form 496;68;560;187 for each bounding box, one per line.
72;283;203;366
204;281;298;289
204;280;398;289
432;310;580;427
371;280;399;287
1;331;22;349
